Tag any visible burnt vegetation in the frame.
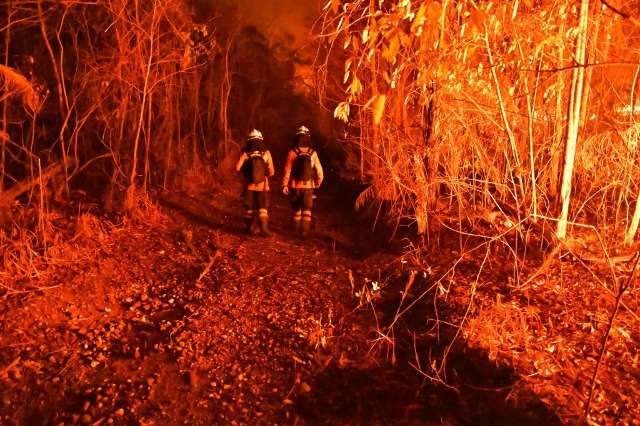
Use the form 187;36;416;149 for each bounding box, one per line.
1;0;639;424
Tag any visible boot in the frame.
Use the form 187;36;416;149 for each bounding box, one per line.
259;216;272;236
250;217;260;235
244;217;254;233
301;219;311;237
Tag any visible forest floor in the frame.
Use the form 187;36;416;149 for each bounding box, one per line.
0;178;637;425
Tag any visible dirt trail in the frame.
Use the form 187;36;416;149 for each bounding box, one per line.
0;183;560;425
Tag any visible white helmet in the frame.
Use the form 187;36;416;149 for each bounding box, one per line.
248;129;263;140
296;126;310;136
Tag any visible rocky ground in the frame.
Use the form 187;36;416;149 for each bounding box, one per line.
1;182;624;425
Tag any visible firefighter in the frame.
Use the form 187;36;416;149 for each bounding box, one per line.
282;126;324;237
235;129;275;236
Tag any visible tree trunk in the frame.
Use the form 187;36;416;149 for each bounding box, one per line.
557;0;590;240
624;64;640;245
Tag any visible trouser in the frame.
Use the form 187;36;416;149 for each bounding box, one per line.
289;188;314;225
243;190;269;221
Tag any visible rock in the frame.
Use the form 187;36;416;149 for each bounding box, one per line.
81;413;92;424
114;408;125;417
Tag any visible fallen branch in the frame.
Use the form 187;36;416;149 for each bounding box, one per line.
0;356;21;380
0;158;76;209
196;250;221;283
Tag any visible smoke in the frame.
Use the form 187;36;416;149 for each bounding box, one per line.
232;0;320;47
192;0;320;47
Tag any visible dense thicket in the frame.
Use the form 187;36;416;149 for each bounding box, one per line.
0;0;230;208
320;0;640;246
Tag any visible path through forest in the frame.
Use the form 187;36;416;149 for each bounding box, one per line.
0;180;560;425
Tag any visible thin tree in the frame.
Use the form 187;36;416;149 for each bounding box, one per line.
557;0;590;240
624;64;640;245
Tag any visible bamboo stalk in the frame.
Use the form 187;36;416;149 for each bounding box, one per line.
558;0;590;240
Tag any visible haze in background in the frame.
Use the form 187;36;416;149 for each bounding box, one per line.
193;0;320;48
236;0;320;48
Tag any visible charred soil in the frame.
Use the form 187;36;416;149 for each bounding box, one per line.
0;183;593;425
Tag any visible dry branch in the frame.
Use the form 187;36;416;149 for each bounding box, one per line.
0;158;75;209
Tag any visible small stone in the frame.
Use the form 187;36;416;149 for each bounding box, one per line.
82;401;90;411
114;408;125;417
81;414;92;424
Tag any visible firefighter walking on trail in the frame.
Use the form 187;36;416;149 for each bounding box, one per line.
236;129;275;236
282;126;324;237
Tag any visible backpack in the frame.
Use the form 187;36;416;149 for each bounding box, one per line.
292;148;314;181
243;151;267;184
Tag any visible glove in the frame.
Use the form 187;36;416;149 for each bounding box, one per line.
282;186;289;195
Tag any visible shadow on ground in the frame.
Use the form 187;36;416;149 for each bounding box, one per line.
293;242;562;425
295;345;561;425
